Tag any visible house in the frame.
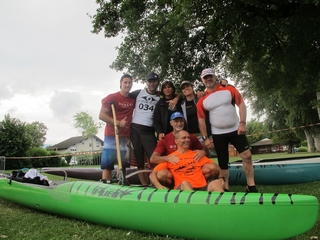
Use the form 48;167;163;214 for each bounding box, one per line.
47;135;103;154
251;138;287;154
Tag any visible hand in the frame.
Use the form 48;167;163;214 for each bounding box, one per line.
237;123;246;135
157;185;168;190
167;154;179;164
166;98;177;110
192;150;206;161
196;91;205;98
203;138;214;149
220;79;228;86
118;116;128;128
158;133;165;140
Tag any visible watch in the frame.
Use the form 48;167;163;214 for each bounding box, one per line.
202;136;208;141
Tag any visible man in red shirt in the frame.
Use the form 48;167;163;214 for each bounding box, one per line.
150;130;224;191
99;74;135;183
150;112;220;187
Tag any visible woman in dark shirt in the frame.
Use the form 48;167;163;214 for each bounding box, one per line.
153;81;182;140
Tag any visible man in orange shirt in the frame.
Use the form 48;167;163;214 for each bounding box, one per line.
150;130;225;192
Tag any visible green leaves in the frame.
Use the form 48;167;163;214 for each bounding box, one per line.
73;111;102;139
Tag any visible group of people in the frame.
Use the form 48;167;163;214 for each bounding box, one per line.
99;68;258;193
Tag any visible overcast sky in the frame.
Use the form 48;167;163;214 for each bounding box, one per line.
0;1;254;147
0;1;145;146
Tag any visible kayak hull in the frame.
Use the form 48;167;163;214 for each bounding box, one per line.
43;156;320;185
229;156;320;185
0;178;318;240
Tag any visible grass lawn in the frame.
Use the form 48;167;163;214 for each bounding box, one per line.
0;152;319;239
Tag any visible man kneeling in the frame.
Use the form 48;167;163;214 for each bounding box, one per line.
150;130;225;192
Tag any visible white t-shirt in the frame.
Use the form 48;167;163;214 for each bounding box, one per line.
132;89;160;127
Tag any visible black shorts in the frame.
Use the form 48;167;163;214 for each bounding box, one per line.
212;131;250;169
130;123;157;168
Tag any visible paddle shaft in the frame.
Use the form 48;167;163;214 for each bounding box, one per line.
111;104;123;171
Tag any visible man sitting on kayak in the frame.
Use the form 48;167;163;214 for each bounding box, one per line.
150;112;216;187
150;130;225;192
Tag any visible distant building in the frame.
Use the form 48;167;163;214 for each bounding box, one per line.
47;135;103;154
251;138;287;154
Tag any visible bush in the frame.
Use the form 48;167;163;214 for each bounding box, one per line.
297;146;308;152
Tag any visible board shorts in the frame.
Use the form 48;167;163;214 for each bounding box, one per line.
212;130;250;169
101;136;130;170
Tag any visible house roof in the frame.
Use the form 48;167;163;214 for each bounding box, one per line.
251;138;273;147
47;135;103;150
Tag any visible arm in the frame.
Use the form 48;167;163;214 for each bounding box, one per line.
153;102;165;139
190;134;206;161
166;93;183;110
150;151;179;164
149;169;167;189
198;118;213;149
99;106;127;128
237;101;247;135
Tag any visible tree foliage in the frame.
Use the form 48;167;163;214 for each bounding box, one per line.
25;121;48;148
0;114;31;157
0;114;49;159
90;0;320;150
73;112;102;139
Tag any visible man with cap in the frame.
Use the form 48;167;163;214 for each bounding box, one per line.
197;68;257;192
150;130;225;192
180;79;229;135
129;72;161;185
150;112;219;187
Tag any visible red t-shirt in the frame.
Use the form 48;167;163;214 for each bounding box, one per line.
154;150;212;189
153;132;204;155
101;92;135;137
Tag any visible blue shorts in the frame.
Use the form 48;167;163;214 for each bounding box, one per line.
101;136;130;170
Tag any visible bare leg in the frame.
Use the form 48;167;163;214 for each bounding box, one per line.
156;169;173;187
138;167;149;185
180;180;193;190
102;169;112;181
207;179;224;192
240;149;255;186
202;163;220;179
221;169;230;190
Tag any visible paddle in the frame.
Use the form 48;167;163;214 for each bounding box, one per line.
110;102;130;186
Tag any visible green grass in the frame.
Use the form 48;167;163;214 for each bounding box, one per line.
1;152;319;239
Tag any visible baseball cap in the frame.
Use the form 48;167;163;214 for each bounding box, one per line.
146;72;159;81
201;68;215;78
180;80;193;89
170;112;184;121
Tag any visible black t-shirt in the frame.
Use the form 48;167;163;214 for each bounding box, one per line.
185;100;200;134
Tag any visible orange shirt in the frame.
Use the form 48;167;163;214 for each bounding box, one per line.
154;150;212;189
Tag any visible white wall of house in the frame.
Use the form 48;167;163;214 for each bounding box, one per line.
58;137;102;154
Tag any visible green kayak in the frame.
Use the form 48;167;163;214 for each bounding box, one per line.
0;177;318;240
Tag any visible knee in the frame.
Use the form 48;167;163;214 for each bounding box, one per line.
181;180;193;190
241;149;252;162
203;163;220;177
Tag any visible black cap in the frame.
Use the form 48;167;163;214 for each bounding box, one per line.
147;72;159;81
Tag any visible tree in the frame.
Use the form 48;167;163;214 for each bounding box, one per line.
246;119;269;146
90;1;320;151
73;112;102;150
25;121;48;148
0;114;32;157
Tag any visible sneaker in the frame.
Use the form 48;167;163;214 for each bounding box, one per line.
100;179;112;184
246;185;258;193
